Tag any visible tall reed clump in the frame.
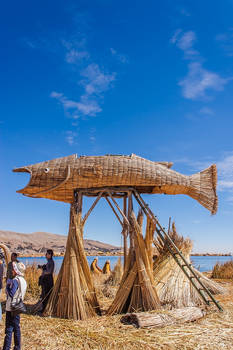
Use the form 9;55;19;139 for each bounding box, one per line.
107;211;160;315
24;264;41;300
211;261;233;279
45;205;101;320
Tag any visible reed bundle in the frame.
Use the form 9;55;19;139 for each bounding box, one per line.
45;205;101;320
153;223;224;308
0;243;10;265
121;306;206;328
107;211;160;315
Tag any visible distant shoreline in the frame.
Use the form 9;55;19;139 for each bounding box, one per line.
18;252;232;258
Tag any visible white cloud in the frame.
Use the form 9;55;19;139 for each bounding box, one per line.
81;63;116;96
171;30;199;59
51;64;115;118
217;155;233;191
199;107;214;116
171;30;230;100
179;62;228;99
110;48;129;64
65;49;89;63
65;130;77;145
177;31;196;51
215;30;233;56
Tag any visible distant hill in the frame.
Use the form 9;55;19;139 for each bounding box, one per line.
0;230;122;256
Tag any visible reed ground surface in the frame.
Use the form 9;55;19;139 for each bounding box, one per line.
0;275;232;350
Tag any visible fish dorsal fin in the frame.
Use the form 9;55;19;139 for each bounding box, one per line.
156;162;173;169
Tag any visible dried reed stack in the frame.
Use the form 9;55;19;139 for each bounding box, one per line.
153;223;224;308
45;205;101;320
0;243;11;265
107;211;160;315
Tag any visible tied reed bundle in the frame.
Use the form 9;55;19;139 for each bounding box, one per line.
153;223;224;308
45;204;101;320
107;211;160;315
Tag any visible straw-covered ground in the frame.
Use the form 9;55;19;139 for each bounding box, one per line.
0;270;233;350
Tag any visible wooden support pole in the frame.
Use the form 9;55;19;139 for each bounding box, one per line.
107;191;130;226
123;195;128;268
82;192;103;224
105;197;124;227
128;191;134;250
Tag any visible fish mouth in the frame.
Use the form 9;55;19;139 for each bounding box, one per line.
12;167;32;194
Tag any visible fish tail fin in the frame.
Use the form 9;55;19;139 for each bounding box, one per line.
189;164;218;215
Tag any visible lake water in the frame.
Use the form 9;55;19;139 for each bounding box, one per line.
19;255;233;273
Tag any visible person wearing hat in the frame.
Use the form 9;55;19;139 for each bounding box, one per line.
2;261;27;350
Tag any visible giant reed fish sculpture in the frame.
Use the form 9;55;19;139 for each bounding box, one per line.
13;154;217;214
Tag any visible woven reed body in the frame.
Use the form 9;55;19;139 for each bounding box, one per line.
14;154;218;214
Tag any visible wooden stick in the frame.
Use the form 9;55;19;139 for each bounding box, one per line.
123;195;128;268
107;191;130;226
105;197;124;227
82;191;103;224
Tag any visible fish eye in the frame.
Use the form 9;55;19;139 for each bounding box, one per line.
44;168;50;173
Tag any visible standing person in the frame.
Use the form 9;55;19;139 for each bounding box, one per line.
38;249;54;312
6;253;19;280
3;261;27;350
0;256;4;322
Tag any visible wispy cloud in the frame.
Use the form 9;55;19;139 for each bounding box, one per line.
217;154;233;191
51;63;115;118
171;30;230;100
23;18;126;146
65;130;77;145
110;48;129;64
171;30;199;59
179;62;228;99
216;29;233;56
199;107;214;116
179;8;191;17
65;49;89;63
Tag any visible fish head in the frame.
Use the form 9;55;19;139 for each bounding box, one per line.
13;154;77;197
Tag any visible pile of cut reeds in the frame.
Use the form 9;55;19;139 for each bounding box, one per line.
153;223;225;308
107;211;160;315
45;205;101;320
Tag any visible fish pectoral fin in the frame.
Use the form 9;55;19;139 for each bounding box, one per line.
78;165;102;178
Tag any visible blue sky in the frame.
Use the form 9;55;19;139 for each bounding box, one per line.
1;0;233;253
